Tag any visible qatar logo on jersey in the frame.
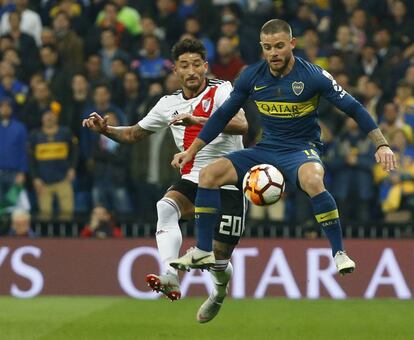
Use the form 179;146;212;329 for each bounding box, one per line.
201;98;212;112
292;81;304;96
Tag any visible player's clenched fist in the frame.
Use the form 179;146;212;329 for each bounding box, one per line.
171;150;193;169
82;112;108;133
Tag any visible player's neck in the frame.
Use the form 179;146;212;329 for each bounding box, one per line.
269;55;295;78
182;79;207;99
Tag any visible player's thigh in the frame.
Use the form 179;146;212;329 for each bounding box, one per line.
213;188;246;259
199;157;238;188
164;179;196;219
224;148;274;187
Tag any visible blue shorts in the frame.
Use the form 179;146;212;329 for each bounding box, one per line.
224;145;323;188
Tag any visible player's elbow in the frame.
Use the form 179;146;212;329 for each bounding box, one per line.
241;120;249;134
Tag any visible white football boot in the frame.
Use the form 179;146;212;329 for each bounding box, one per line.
169;247;215;272
196;288;227;323
145;273;181;301
334;251;356;276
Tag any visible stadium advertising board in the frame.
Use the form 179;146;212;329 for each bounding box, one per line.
0;239;413;299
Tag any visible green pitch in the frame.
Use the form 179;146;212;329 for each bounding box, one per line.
0;297;413;340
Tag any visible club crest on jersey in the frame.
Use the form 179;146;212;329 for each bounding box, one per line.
202;98;211;112
292;81;304;96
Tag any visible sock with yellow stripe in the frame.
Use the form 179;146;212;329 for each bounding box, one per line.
311;191;343;256
195;187;220;252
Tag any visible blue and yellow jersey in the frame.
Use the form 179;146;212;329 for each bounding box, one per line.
199;56;377;150
30;127;78;183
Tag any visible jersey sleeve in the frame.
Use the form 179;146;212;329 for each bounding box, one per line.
137;98;169;132
316;67;378;134
213;81;233;109
198;71;250;144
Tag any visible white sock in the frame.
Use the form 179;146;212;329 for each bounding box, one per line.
210;260;233;300
155;198;182;277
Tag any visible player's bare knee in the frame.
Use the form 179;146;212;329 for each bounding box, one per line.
300;173;325;196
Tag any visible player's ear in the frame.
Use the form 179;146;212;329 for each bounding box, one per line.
290;37;296;50
172;63;177;75
204;61;208;74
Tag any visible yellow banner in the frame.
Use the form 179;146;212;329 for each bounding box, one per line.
255;95;319;118
35;142;69;160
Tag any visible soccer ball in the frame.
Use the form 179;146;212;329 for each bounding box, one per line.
242;164;285;206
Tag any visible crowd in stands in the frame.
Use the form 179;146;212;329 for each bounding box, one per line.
1;0;414;237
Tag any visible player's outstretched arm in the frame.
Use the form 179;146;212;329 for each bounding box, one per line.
169;110;248;135
368;128;397;171
171;137;206;169
82;112;153;143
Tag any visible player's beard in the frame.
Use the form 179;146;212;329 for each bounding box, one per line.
269;55;291;75
185;76;204;92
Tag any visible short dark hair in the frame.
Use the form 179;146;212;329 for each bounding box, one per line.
261;19;292;38
171;39;206;61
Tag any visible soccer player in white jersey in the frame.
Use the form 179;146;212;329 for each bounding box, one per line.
83;39;248;322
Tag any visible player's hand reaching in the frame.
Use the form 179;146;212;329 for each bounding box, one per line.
82;112;108;133
375;145;397;172
169;113;203;126
171;150;194;169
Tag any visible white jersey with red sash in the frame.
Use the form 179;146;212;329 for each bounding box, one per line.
138;79;244;185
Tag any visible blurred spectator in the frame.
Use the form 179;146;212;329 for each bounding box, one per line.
29;108;78;221
326;117;376;223
326;54;346;77
7;209;35;237
84;54;108;87
374;129;414;222
362;79;386;123
80;205;122;238
2;10;39;74
331;25;358;62
96;0;142;37
184;16;215;63
80;83;126;161
98;28;130;79
130;34;172;88
379;102;413;143
385;0;414;54
349;44;382;84
219;12;259;64
348;8;370;49
211;36;245;82
85;1;133;55
373;28;400;64
63;73;92;138
110;56;129;105
394;80;414;116
289;3;317;38
155;0;184;48
40;26;56;45
0;0;42;46
52;10;84;71
295;29;328;69
0;97;27;209
20;80;53;132
0;60;28;112
118;71;143;124
48;0;89;36
90;112;131;214
2;47;30;83
39;44;73;108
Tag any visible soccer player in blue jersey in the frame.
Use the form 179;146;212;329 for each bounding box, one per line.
170;19;397;277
